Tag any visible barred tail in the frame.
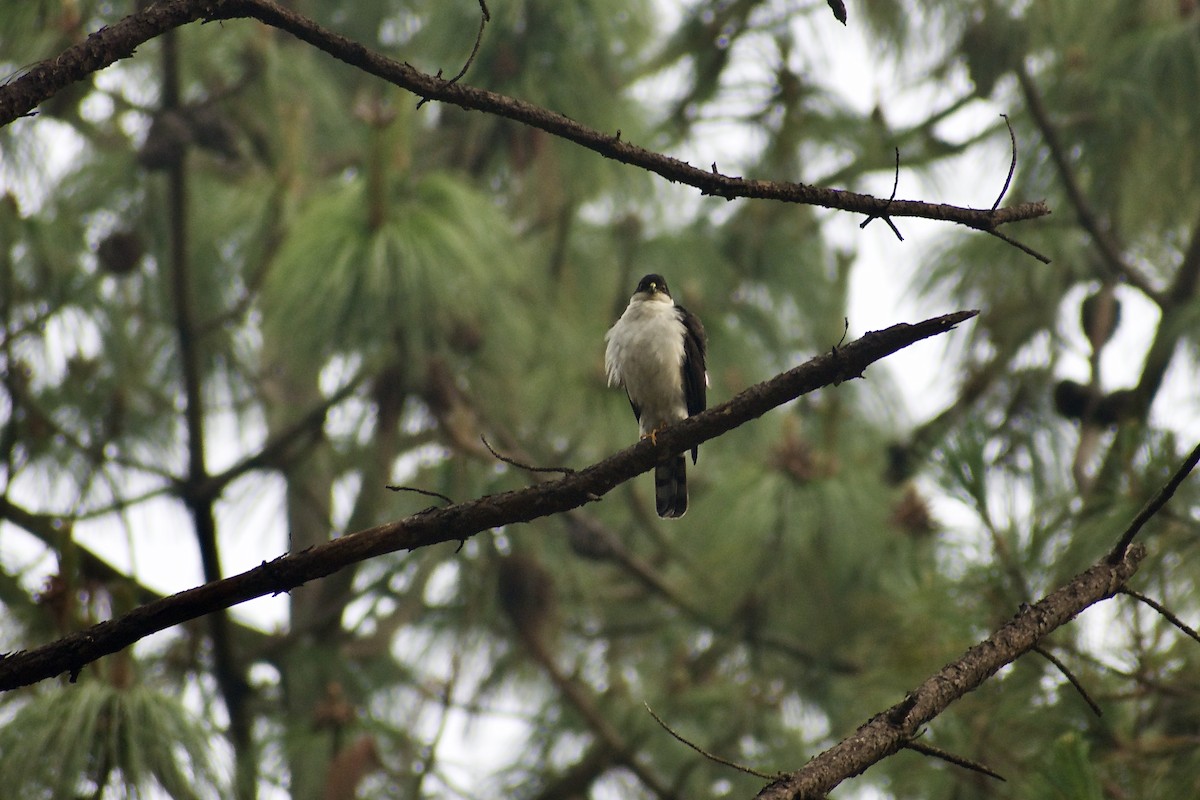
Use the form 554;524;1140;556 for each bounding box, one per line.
654;454;688;518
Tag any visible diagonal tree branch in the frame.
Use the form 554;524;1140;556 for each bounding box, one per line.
0;0;1048;233
0;311;974;692
1016;64;1161;302
755;439;1200;800
1090;214;1200;496
754;545;1145;800
1130;210;1200;408
1108;441;1200;561
0;496;272;651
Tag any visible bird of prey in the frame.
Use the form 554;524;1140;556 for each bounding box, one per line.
605;274;708;518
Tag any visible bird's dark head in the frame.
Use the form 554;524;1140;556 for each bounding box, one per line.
634;274;671;299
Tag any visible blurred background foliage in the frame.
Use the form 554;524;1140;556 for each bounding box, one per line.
3;0;1200;798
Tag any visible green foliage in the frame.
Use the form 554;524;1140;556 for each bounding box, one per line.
1028;733;1105;800
263;169;518;371
0;679;221;799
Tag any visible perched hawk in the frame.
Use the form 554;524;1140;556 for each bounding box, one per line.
605;274;708;518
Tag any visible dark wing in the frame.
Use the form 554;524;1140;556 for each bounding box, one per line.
626;394;642;423
677;304;707;463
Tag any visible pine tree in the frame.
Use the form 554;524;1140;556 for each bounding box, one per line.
2;1;1199;799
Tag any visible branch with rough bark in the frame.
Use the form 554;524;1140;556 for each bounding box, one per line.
0;311;973;692
753;440;1200;800
0;0;1048;233
755;546;1145;799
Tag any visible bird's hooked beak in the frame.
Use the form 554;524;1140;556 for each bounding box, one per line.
633;274;672;300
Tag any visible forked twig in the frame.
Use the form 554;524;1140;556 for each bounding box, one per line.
970;113;1051;263
859;147;904;241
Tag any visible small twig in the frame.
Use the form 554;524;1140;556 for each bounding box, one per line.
880;216;904;241
1120;588;1200;646
451;0;490;84
417;0;490;108
903;740;1006;782
1108;441;1200;562
984;228;1051;264
991;114;1017;212
480;435;574;475
385;485;453;505
643;703;778;781
858;148;904;241
1033;644;1102;718
887;147;900;201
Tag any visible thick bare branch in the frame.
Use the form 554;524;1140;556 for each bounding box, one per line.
755;545;1145;800
0;0;1048;232
0;311;975;692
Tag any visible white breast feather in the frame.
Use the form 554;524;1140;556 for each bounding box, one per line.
605;297;688;436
